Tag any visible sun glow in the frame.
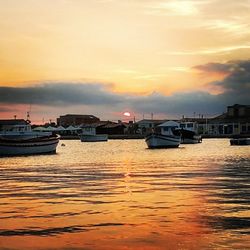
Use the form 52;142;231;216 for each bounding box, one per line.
123;112;131;117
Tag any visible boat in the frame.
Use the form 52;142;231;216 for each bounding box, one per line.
230;136;250;145
145;121;181;148
79;126;108;142
0;123;60;156
179;122;202;144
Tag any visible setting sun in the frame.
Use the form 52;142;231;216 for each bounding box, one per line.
123;112;131;117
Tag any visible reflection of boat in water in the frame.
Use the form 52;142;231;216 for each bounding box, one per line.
179;122;202;144
79;126;108;142
145;121;181;148
0;123;60;156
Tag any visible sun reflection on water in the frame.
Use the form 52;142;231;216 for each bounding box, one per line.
0;139;249;249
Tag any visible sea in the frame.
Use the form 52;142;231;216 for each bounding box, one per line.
0;139;249;250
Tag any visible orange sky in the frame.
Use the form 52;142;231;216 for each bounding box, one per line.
0;0;250;122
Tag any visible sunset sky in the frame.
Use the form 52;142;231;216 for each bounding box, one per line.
0;0;250;123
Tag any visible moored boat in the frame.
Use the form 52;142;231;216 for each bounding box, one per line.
179;122;202;144
79;126;108;142
0;123;60;156
80;134;108;142
145;121;181;148
179;129;202;144
230;137;250;145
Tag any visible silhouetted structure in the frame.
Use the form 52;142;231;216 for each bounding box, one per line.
208;104;250;135
96;122;126;135
57;114;100;126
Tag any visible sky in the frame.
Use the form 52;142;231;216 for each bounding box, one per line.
0;0;250;123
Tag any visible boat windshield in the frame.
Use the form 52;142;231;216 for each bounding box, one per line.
9;125;32;132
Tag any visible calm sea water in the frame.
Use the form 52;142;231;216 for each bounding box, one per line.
0;139;249;250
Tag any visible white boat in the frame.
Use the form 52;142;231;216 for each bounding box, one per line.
145;121;181;148
79;126;108;142
179;122;202;144
0;123;60;156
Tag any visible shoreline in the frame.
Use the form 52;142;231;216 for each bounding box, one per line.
59;134;250;140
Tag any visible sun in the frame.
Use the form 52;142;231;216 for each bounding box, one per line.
123;112;131;117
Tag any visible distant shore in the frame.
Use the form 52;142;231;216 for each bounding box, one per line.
60;134;145;140
59;134;250;140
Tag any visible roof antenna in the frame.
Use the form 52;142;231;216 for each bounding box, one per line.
26;111;31;124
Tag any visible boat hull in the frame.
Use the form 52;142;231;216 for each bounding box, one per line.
0;136;60;156
145;134;181;148
179;129;202;144
80;134;108;142
230;138;250;146
181;135;202;144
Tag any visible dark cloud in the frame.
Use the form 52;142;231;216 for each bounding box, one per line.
199;60;250;108
129;91;221;115
191;59;250;112
194;62;235;73
0;83;124;106
0;60;249;117
213;60;250;92
0;107;16;112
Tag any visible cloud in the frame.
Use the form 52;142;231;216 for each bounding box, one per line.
0;106;16;112
194;62;236;73
165;45;250;56
193;60;250;110
129;91;220;115
0;83;125;106
195;59;250;92
213;60;250;94
0;60;249;118
145;0;206;16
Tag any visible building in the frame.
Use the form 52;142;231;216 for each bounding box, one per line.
96;122;126;135
57;114;100;127
207;104;250;136
179;117;211;135
179;105;250;136
0;119;28;131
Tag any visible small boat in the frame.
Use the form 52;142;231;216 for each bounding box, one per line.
145;121;181;148
179;122;202;144
179;129;202;144
79;126;108;142
0;123;60;156
230;137;250;146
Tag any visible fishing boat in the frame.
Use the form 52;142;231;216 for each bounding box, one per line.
178;122;202;144
79;126;108;142
145;121;181;148
0;123;60;156
230;137;250;145
179;122;202;144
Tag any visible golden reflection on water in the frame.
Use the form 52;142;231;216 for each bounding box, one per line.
0;139;249;249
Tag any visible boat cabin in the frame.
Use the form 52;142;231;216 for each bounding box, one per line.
6;124;32;133
156;121;180;136
81;126;97;135
179;122;197;132
0;119;28;132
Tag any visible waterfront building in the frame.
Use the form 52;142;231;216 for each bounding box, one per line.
57;114;100;126
207;104;250;136
96;122;126;135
